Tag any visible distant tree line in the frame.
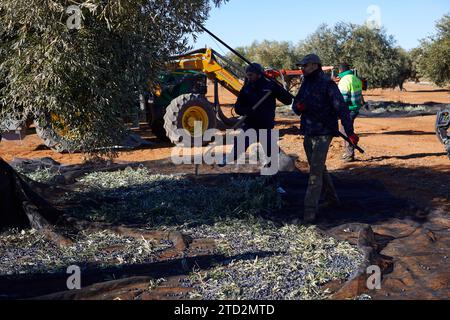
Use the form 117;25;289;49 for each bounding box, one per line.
228;14;450;89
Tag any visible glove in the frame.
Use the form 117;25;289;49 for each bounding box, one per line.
332;76;341;85
348;133;359;146
295;102;307;113
264;69;279;79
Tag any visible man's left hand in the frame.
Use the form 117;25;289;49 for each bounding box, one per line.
295;102;307;113
348;133;359;146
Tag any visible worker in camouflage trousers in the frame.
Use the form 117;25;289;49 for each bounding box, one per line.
293;54;359;223
337;63;364;162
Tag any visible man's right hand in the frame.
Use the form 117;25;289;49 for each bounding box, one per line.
332;76;341;85
295;102;307;113
348;133;359;146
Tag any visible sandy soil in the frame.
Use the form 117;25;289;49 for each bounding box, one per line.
1;82;448;168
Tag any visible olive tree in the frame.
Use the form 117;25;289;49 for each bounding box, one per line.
0;0;227;154
0;0;227;234
296;22;412;89
414;14;450;87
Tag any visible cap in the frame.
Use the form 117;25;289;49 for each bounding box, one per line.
297;54;322;66
245;63;264;75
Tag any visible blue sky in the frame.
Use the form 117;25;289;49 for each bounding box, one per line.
191;0;449;52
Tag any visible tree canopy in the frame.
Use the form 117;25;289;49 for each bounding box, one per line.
228;22;420;90
229;40;298;70
296;22;413;89
413;14;450;87
0;0;227;154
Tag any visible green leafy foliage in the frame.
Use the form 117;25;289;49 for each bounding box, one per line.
228;40;297;70
297;23;412;89
0;0;227;154
413;14;450;87
228;22;418;90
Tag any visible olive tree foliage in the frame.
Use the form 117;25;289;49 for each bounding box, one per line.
296;23;344;67
227;22;413;89
297;22;412;89
414;14;450;87
225;46;248;70
408;46;424;83
227;40;297;70
0;0;227;154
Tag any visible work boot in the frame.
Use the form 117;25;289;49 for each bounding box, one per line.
217;154;228;168
342;154;355;163
303;209;317;224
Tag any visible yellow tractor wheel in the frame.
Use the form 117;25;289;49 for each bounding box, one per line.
163;94;217;146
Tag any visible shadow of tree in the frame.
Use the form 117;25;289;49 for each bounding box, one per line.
377;130;436;136
266;164;449;230
279;126;301;137
61;161;449;233
365;152;447;161
0;250;280;299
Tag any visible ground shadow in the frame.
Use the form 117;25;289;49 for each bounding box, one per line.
33;144;52;151
272;164;449;230
279;126;301;137
0;250;279;299
365;152;447;161
32;137;173;153
376;130;436;136
58;159;449;232
409;89;449;93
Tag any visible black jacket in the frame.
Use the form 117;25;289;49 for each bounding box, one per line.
235;77;293;129
293;69;354;137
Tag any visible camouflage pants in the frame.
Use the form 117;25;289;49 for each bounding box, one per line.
303;135;339;214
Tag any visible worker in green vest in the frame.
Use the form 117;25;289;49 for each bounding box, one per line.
337;63;364;162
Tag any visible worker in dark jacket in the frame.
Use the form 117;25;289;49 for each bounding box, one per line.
293;54;359;223
219;63;292;167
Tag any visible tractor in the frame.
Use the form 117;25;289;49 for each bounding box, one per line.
1;47;332;150
0;48;246;150
143;48;246;146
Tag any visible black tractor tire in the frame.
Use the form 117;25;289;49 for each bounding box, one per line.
163;94;217;146
33;116;74;153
